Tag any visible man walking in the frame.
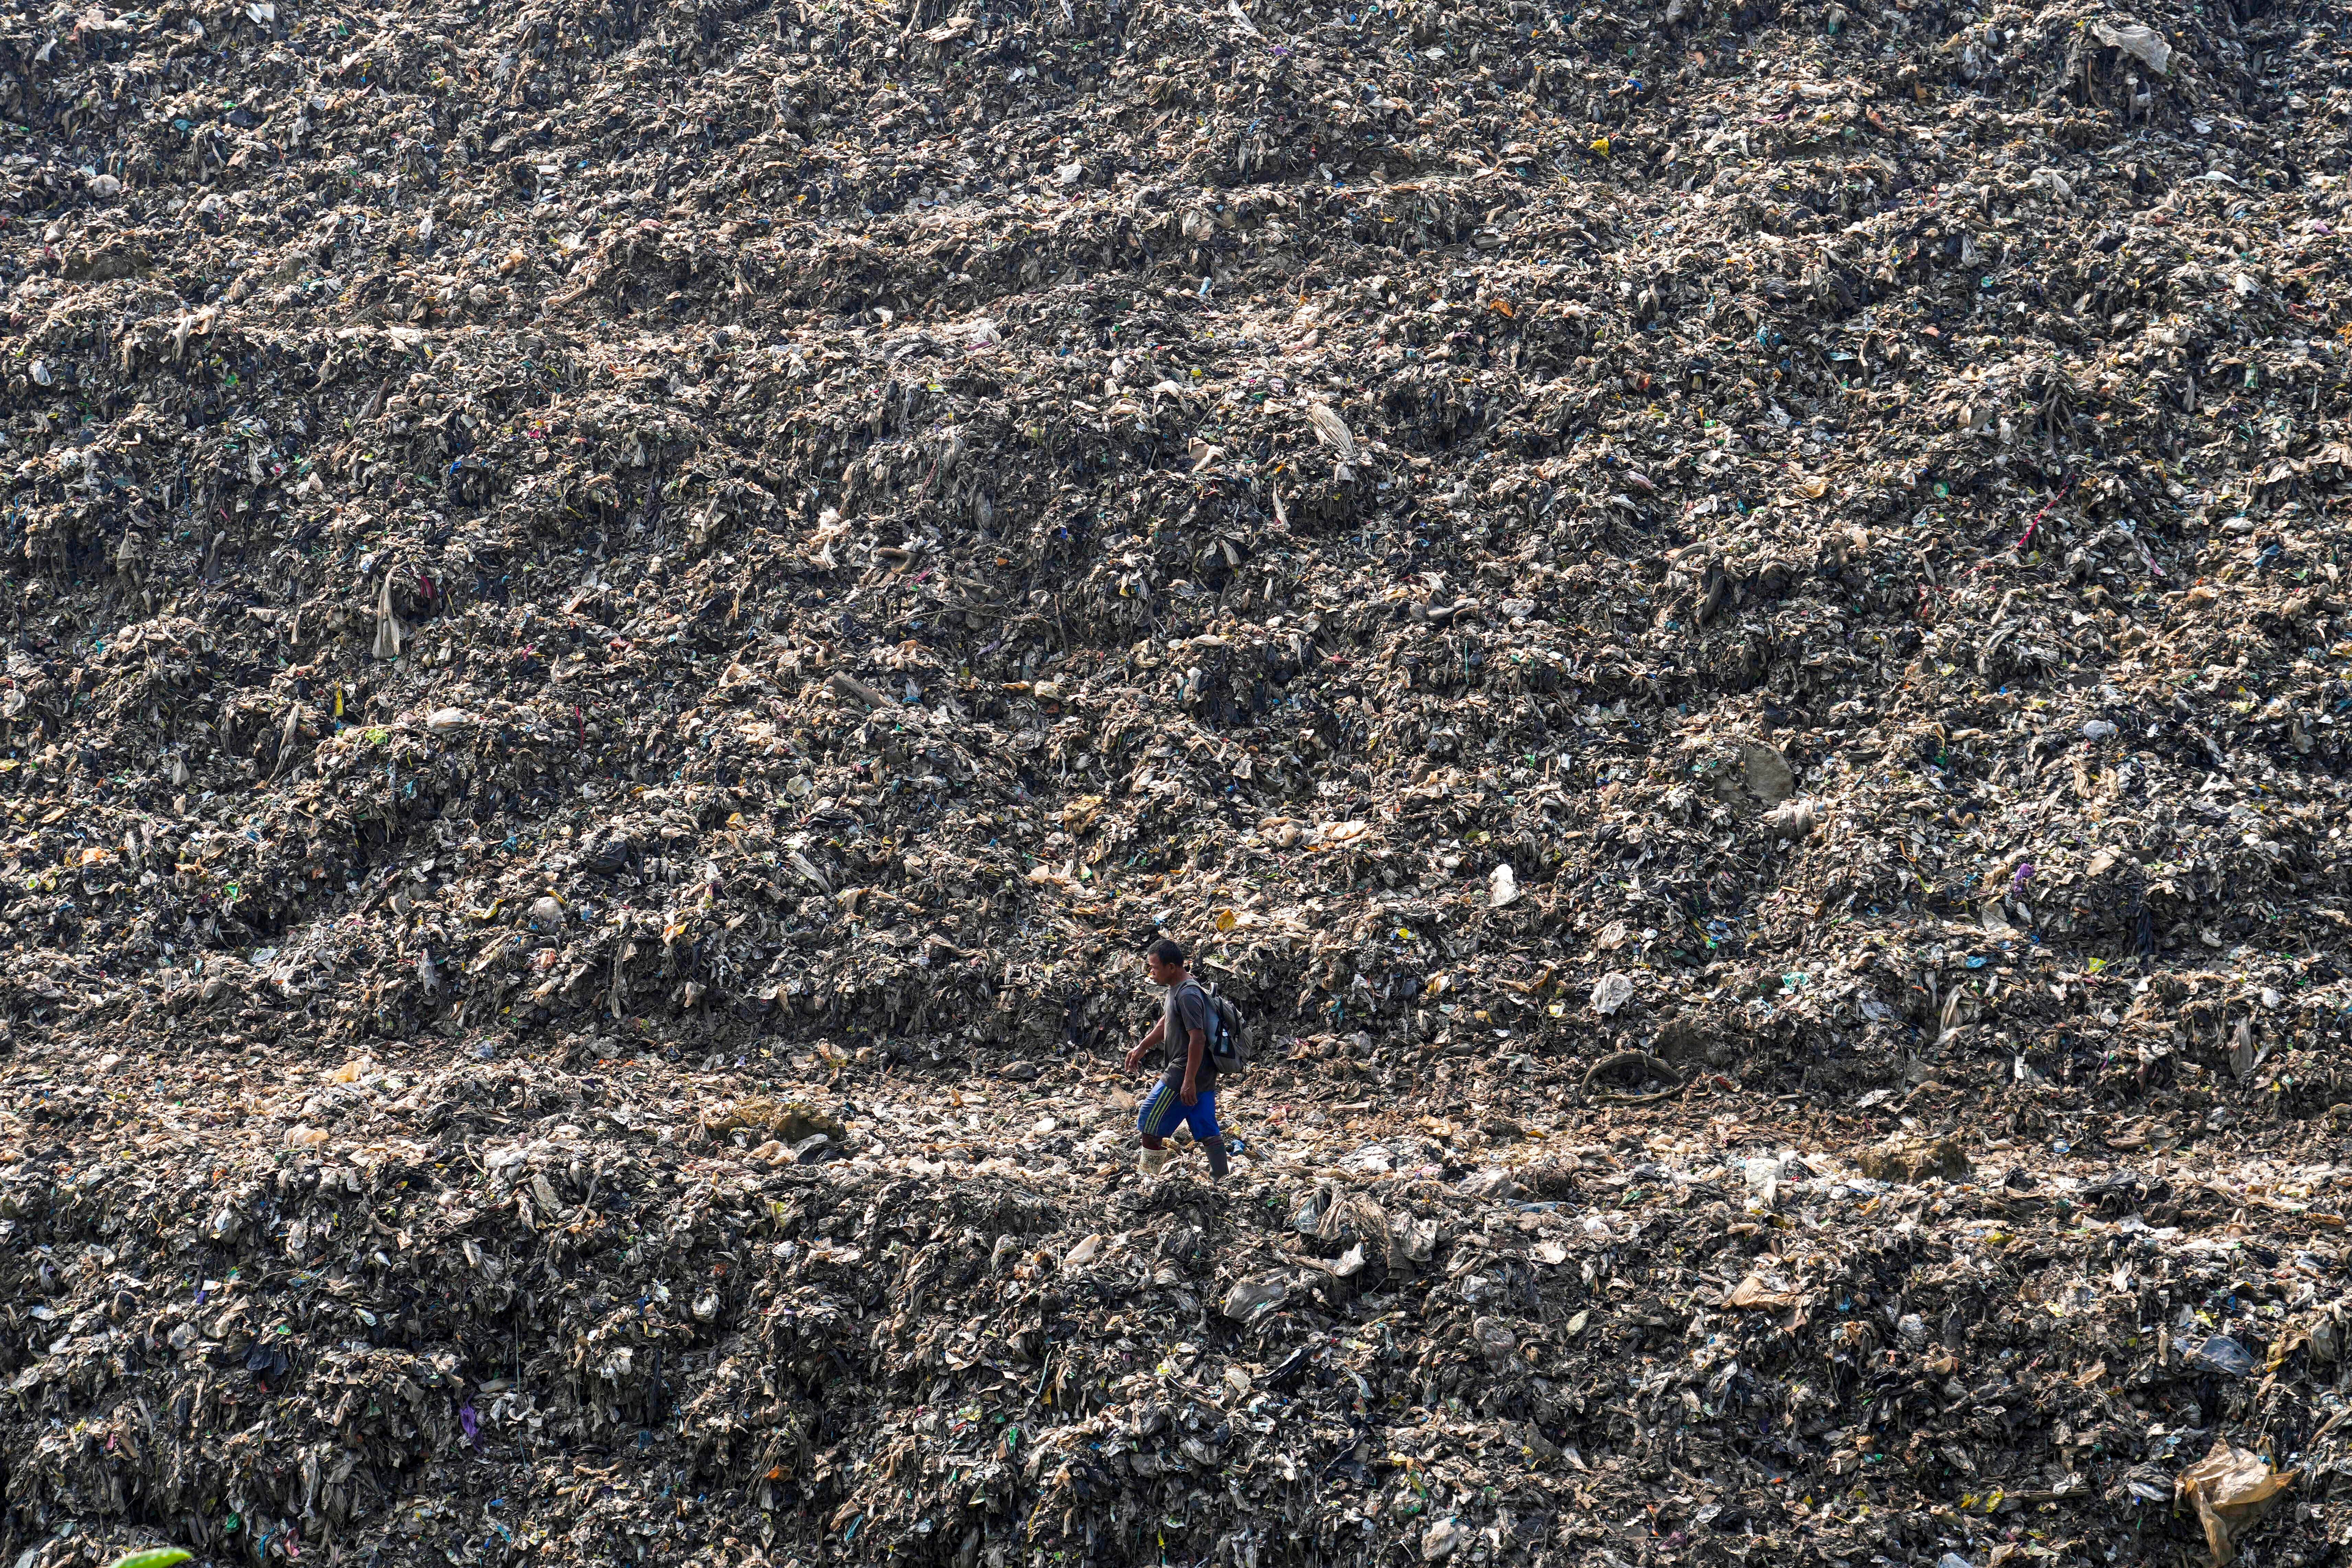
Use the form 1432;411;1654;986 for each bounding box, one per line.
1125;937;1229;1180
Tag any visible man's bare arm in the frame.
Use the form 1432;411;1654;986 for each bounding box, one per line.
1126;1013;1169;1071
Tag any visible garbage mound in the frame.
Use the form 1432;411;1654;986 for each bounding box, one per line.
5;0;2352;1553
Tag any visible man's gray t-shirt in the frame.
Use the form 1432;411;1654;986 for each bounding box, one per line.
1162;979;1217;1090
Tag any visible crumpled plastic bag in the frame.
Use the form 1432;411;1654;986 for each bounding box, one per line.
1725;1274;1802;1310
2177;1438;2294;1566
2091;18;2172;75
2187;1334;2258;1379
1220;1272;1293;1323
1591;972;1637;1016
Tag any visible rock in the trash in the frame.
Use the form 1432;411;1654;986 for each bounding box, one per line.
1421;1518;1467;1561
1856;1137;1970;1184
1741;744;1797;804
1470;1316;1518;1366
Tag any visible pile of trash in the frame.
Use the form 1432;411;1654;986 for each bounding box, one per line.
7;1055;2352;1568
4;0;2352;1549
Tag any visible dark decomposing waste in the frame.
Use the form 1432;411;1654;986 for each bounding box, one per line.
4;0;2352;1558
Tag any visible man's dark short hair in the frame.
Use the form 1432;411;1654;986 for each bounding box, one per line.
1146;937;1186;966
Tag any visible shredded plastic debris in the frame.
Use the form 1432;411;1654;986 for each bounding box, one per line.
4;0;2351;1558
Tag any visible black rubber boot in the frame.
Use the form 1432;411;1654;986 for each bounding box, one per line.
1202;1139;1230;1180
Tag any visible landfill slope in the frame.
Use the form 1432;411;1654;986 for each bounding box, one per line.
5;0;2352;1559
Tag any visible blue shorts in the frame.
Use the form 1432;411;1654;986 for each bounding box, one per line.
1137;1081;1221;1143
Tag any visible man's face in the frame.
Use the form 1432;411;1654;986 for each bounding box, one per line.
1146;955;1184;987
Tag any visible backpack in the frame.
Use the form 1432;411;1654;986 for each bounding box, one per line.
1201;982;1254;1074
